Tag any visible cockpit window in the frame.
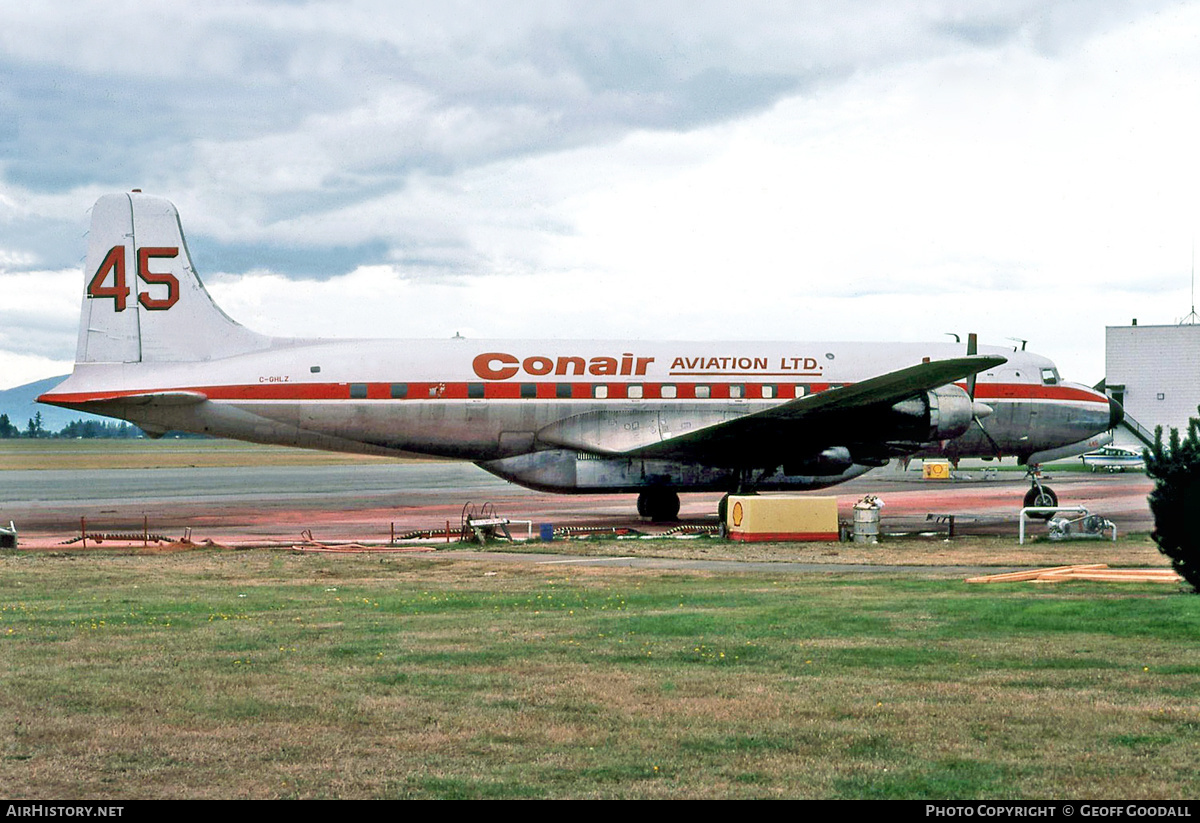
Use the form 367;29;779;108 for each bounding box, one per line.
1041;368;1059;385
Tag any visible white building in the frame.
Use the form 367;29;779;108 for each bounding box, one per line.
1105;321;1200;446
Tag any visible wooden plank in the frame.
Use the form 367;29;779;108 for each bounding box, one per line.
966;564;1108;584
1034;570;1181;583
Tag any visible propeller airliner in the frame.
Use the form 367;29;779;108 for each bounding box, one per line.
40;192;1122;520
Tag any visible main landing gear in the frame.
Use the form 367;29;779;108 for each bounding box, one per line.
637;489;680;522
1022;470;1058;519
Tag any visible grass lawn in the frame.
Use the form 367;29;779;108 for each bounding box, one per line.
2;548;1197;799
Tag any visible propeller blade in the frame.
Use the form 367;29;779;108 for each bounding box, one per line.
974;415;1004;459
966;333;978;400
964;333;1003;458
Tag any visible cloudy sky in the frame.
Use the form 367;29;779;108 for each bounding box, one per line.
3;0;1199;390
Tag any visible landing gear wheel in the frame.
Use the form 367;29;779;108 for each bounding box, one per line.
1023;485;1058;519
717;494;730;523
637;489;681;522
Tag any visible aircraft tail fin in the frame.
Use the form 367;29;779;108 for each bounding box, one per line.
76;192;271;364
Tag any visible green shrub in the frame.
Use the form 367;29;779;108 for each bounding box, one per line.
1145;416;1200;592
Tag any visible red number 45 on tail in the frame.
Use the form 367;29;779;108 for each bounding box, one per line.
87;246;180;311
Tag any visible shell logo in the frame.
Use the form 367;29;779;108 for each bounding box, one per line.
731;501;744;527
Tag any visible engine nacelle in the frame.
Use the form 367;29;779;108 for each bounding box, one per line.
784;446;854;476
888;384;988;442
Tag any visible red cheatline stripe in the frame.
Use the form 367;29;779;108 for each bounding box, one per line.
40;380;1109;405
968;383;1103;402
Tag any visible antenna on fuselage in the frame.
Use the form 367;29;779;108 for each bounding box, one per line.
1180;240;1199;325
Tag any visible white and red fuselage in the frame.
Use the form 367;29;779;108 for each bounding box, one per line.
40;193;1120;501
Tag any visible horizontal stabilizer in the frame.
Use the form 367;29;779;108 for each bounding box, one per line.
38;389;208;409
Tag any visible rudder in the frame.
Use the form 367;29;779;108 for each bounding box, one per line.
77;192;270;363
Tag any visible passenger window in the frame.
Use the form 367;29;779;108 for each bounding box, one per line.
520;383;537;399
556;384;572;399
729;385;743;399
695;385;710;399
628;384;644;399
468;383;485;399
349;383;368;399
593;385;609;399
661;385;677;399
390;383;407;398
762;385;775;399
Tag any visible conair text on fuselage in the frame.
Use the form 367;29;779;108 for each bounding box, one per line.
471;352;825;380
473;352;655;380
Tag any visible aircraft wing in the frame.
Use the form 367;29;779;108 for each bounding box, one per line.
537;355;1006;468
725;355;1006;421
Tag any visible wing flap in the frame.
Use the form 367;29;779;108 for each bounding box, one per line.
537;408;742;454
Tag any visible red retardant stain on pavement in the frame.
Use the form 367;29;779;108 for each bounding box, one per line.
7;467;1154;548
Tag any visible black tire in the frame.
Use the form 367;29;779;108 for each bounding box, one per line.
638;489;680;522
717;494;730;523
1023;486;1058;519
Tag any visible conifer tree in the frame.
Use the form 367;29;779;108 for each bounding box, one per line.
1145;412;1200;592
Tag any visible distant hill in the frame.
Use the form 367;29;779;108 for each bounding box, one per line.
0;376;113;433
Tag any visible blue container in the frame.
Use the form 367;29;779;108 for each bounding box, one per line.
539;523;554;542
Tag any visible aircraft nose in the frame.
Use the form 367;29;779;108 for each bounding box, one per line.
1108;396;1125;430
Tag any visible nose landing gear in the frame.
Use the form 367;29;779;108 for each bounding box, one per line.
1022;471;1058;518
